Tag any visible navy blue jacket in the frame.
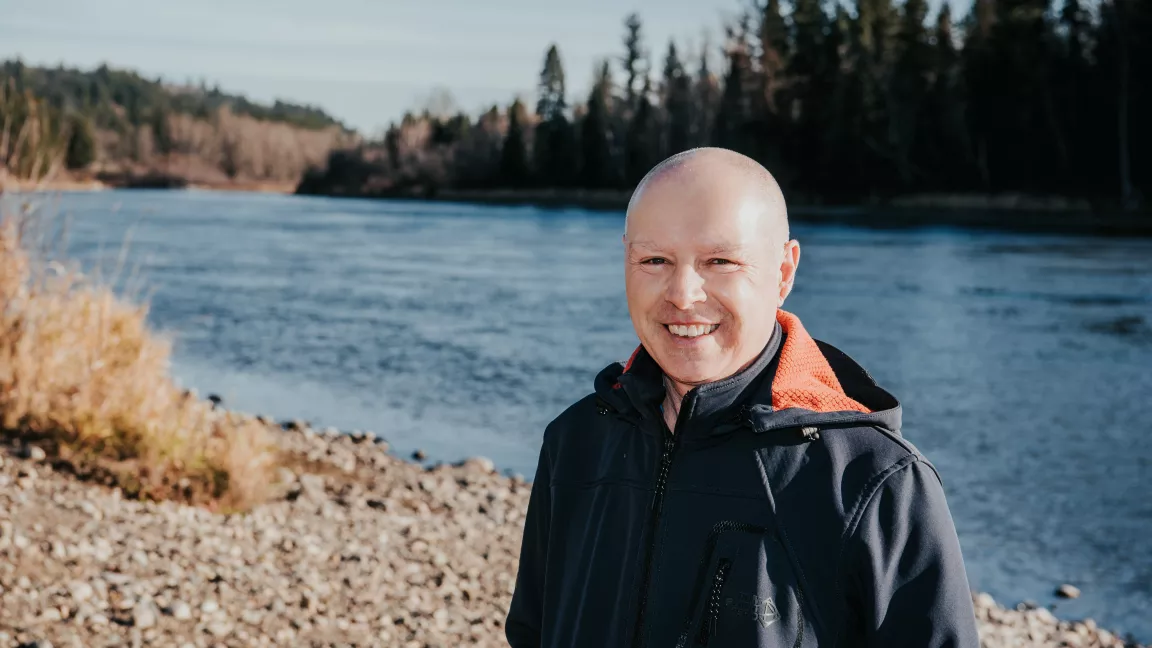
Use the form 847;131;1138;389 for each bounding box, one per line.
507;311;979;647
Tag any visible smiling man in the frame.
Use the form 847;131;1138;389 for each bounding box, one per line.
506;148;979;648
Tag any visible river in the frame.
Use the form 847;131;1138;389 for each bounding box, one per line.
23;189;1152;641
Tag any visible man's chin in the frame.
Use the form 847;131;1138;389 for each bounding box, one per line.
648;354;727;387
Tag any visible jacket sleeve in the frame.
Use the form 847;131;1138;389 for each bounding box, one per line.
505;439;552;648
845;458;980;648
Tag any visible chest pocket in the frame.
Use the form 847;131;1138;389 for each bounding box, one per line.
674;521;812;648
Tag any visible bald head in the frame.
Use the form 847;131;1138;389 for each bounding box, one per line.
622;147;801;393
625;147;789;252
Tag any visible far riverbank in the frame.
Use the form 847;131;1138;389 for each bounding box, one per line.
299;186;1152;237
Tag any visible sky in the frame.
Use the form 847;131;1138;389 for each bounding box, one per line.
1;0;964;135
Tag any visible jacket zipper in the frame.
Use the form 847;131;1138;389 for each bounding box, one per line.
632;397;689;648
696;558;732;645
675;522;769;648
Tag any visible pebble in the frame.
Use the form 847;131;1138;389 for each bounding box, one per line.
69;581;94;603
23;445;48;462
169;601;192;620
132;599;158;629
1057;584;1082;599
0;424;1139;648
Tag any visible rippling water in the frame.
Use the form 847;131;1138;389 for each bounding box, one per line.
24;189;1152;640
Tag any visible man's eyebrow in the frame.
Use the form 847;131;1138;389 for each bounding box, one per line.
626;240;664;253
702;244;747;255
626;241;750;255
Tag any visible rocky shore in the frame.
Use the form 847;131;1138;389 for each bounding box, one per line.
0;418;1144;648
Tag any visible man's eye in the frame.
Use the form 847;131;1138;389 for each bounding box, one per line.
710;258;734;265
641;258;667;265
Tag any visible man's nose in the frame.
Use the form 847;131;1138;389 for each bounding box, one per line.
665;265;707;310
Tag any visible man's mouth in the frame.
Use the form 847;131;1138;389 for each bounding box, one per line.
665;323;720;339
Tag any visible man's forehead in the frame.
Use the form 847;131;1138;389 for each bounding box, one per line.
626;238;756;254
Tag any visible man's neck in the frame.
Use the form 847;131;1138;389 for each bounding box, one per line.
661;375;691;432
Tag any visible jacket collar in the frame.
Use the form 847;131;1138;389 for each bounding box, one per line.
594;310;902;440
617;319;782;440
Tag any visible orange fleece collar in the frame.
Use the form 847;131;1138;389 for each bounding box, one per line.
773;310;871;414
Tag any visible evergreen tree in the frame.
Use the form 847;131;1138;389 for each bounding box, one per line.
963;0;999;188
819;4;869;197
976;0;1063;191
580;61;615;188
65;113;96;170
1134;0;1152;203
783;0;833;186
621;14;645;111
1052;0;1093;186
626;76;658;184
693;37;721;147
533;45;577;187
715;30;753;153
890;0;934;186
661;41;693;156
760;0;790;114
924;5;971;188
536;45;567;122
500;98;530;187
151;107;173;156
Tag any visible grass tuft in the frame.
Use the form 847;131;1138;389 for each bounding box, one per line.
0;199;281;511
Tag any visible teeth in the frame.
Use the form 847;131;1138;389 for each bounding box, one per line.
668;324;719;338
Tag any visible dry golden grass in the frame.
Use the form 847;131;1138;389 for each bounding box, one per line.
0;200;281;511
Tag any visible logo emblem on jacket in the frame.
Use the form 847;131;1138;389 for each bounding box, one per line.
726;592;781;629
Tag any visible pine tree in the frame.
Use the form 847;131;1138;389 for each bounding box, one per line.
693;36;721;147
626;76;658;184
151;107;173;156
500;98;530;187
890;0;933;185
536;45;567;122
963;0;999;188
759;0;790;114
581;61;615;188
924;5;971;188
819;4;869;197
621;14;645;112
661;41;692;156
1134;0;1152;202
534;44;577;186
784;0;833;185
65;113;96;170
975;0;1064;191
715;28;753;153
1054;0;1093;185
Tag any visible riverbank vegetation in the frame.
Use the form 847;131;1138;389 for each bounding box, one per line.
0;201;280;510
0;61;354;191
300;0;1151;211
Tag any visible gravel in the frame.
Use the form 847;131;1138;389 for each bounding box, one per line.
0;421;1144;648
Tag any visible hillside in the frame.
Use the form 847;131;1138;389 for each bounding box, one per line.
0;60;356;190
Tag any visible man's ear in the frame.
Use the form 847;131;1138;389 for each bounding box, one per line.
778;240;801;307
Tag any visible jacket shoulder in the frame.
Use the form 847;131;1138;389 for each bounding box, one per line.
541;392;602;447
818;425;944;521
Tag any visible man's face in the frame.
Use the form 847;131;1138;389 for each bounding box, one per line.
624;172;794;387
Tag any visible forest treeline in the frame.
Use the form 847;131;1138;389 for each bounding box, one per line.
0;60;353;187
300;0;1151;209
